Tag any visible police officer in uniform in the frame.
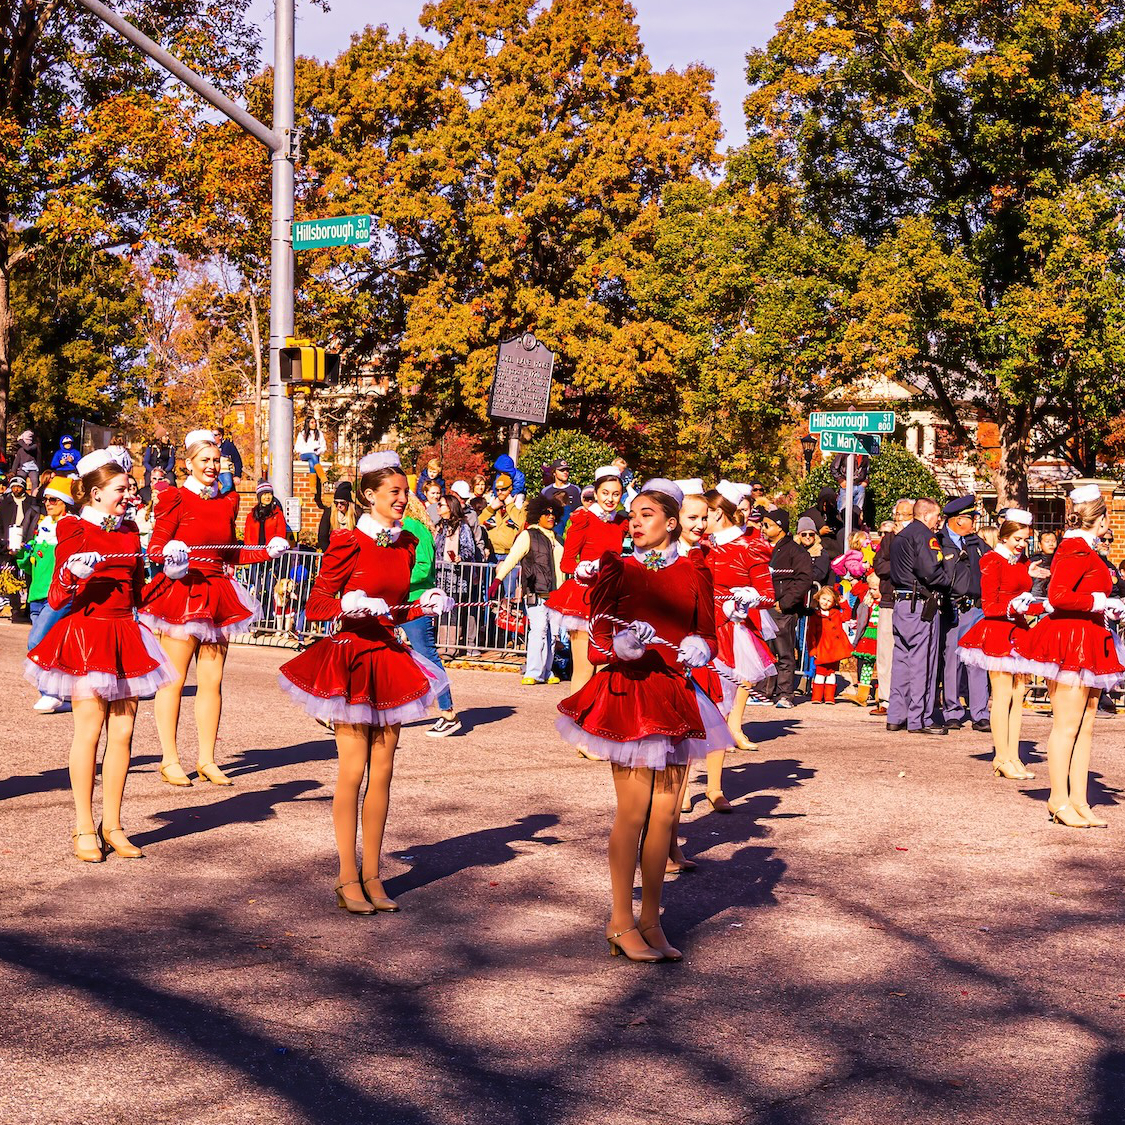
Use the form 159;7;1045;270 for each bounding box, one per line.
934;494;991;731
886;498;956;734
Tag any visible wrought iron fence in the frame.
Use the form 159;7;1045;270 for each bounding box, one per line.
230;550;528;663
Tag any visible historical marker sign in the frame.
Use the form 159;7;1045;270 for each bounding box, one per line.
292;214;371;251
819;431;880;455
487;333;555;425
809;410;896;434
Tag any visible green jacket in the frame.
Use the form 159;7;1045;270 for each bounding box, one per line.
403;517;435;603
16;517;60;603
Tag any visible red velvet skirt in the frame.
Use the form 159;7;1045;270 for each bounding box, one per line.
545;577;592;633
279;626;449;727
141;571;260;643
1014;614;1125;689
25;614;173;701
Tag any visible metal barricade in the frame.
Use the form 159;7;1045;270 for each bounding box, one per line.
230;550;528;664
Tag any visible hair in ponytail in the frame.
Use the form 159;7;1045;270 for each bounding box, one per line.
1066;495;1107;531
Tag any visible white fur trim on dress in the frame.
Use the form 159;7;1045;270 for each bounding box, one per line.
555;683;730;769
548;608;589;636
278;650;450;728
140;580;262;643
23;624;173;702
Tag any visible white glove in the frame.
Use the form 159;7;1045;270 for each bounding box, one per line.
418;588;455;616
731;585;762;609
162;539;190;580
64;551;102;581
1040;599;1053;615
574;559;600;581
627;619;656;643
723;598;748;622
340;590;390;617
677;634;711;669
612;627;648;662
1008;592;1034;615
265;536;289;559
1104;597;1125;622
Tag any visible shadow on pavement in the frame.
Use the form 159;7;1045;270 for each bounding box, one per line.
0;753;161;801
386;812;561;897
222;737;337;779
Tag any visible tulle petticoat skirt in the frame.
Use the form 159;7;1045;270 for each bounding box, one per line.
958;646;1036;676
25;621;174;702
556;682;730;770
715;623;776;687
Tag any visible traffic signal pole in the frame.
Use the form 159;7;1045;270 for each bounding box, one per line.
74;0;296;503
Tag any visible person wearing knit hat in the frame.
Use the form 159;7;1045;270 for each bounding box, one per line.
18;474;76;712
12;429;41;493
314;475;357;551
244;480;290;548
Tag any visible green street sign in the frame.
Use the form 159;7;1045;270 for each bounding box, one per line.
820;431;880;455
292;214;371;251
809;410;896;434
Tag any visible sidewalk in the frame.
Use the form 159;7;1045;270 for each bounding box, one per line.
1;627;1123;1124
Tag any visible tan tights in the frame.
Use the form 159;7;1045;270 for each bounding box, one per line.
609;763;684;953
70;697;138;832
332;722;400;890
988;671;1029;766
1045;681;1099;810
569;629;596;692
154;634;229;771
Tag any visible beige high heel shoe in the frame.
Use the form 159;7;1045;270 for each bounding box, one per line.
1074;803;1109;828
993;759;1034;780
159;763;193;787
606;925;663;962
72;829;104;863
361;877;400;912
196;762;233;786
100;824;144;859
639;921;683;962
1048;802;1090;828
334;880;375;915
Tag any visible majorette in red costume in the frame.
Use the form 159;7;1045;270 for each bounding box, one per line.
26;455;172;702
958;517;1044;674
140;467;268;643
556;542;731;770
546;493;629;634
278;511;452;727
1015;527;1125;690
704;481;777;687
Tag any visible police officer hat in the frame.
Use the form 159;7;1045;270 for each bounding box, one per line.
942;494;978;519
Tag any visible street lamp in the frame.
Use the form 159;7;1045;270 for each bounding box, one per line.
800;433;816;475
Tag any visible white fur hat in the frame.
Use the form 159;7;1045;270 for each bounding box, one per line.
185;429;217;448
673;478;705;497
1069;484;1102;505
715;479;743;508
358;450;402;474
593;465;621;483
1005;508;1033;525
640;478;684;506
75;449;117;476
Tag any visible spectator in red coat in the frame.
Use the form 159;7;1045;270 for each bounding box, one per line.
244;480;290;546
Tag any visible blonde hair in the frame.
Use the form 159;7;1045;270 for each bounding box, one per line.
979;526;999;548
849;530;867;550
185;438;219;464
404;491;436;534
704;490;744;527
1066;495;1106;530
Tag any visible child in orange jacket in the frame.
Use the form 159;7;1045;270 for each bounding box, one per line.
807;585;852;703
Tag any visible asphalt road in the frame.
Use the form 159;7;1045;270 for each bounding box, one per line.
1;626;1123;1124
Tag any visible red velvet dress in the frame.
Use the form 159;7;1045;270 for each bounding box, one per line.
687;544;729;714
807;605;852;666
556;548;730;769
140;484;265;642
959;549;1042;674
545;506;629;632
1015;533;1125;689
25;513;172;701
278;521;450;726
704;527;777;685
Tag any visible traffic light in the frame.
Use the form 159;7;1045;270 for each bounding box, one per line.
280;337;341;387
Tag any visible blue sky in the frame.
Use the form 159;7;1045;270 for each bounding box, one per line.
248;0;792;150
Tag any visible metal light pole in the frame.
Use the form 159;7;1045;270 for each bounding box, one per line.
75;0;296;502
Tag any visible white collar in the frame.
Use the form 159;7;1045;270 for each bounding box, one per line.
713;525;744;547
358;513;402;543
633;543;679;569
1063;529;1097;547
588;503;615;522
81;507;121;531
183;475;218;499
995;544;1017;562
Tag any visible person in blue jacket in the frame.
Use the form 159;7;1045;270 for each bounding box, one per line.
492;453;526;499
50;434;79;474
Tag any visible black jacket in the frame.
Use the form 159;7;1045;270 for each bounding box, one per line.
874;530;896;602
768;535;814;614
940;528;988;602
0;491;42;549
